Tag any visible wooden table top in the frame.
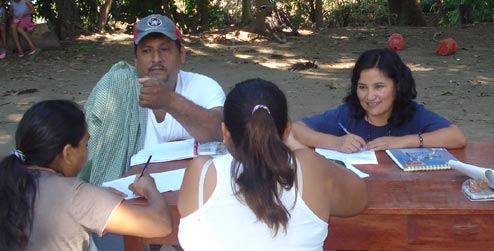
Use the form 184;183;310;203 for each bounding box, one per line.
124;142;494;250
127;142;494;211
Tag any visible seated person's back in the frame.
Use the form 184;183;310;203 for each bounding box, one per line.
178;79;367;251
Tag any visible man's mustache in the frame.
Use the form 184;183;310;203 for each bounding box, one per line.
149;64;166;71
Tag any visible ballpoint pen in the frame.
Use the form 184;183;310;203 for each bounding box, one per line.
337;122;351;135
140;155;152;177
338;122;366;151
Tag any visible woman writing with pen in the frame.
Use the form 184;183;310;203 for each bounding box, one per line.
291;49;466;153
0;100;171;251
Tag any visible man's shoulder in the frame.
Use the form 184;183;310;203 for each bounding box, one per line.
180;70;219;85
106;61;137;76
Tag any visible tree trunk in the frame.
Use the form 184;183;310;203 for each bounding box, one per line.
458;4;473;24
196;0;209;31
251;0;269;34
96;0;113;33
53;0;85;38
241;0;252;25
315;0;323;29
308;0;316;22
388;0;426;26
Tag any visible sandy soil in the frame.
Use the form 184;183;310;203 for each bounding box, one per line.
1;22;493;157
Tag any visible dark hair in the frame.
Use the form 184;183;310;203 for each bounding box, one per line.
134;32;182;56
224;78;296;235
343;48;417;127
0;100;86;251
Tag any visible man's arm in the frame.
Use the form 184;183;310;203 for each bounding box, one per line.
139;77;223;143
161;93;223;143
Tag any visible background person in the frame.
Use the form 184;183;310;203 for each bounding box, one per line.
292;48;467;153
178;78;367;251
10;0;38;57
0;100;171;251
0;0;7;59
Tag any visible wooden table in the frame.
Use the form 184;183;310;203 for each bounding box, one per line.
123;142;494;251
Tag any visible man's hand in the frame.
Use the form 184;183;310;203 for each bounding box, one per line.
138;77;174;109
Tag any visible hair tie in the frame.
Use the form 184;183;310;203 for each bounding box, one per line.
251;105;271;115
12;150;26;162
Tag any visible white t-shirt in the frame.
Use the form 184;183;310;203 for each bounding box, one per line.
144;71;225;148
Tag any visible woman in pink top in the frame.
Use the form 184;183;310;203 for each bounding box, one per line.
0;0;7;58
10;0;38;57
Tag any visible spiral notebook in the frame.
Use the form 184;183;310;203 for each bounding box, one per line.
386;148;457;172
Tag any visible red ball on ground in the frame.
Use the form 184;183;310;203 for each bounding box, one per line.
388;33;404;51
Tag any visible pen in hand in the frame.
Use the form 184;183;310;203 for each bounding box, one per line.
338;122;366;151
338;122;351;135
140;155;152;177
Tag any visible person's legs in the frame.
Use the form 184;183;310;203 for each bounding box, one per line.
0;24;6;58
10;22;23;56
16;24;36;51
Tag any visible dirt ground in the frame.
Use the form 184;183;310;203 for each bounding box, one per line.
1;22;493;157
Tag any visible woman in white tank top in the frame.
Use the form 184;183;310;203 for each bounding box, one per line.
178;78;367;251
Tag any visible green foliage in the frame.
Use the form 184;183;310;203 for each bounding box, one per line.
78;0;99;31
473;0;494;22
31;0;494;35
325;0;388;27
425;0;494;25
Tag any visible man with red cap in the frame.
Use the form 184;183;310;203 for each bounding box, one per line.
83;14;225;251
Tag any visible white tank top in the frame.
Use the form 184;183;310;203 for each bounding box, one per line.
178;154;328;251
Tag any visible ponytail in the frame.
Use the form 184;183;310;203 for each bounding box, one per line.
0;154;37;251
0;99;86;250
224;79;296;236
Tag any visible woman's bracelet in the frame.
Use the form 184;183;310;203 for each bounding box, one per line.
418;132;424;148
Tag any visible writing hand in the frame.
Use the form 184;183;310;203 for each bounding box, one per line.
129;174;158;198
138;77;174;109
339;134;366;153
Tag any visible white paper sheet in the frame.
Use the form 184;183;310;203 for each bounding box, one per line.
315;148;376;178
342;161;370;178
102;168;186;199
130;139;196;166
315;148;378;164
